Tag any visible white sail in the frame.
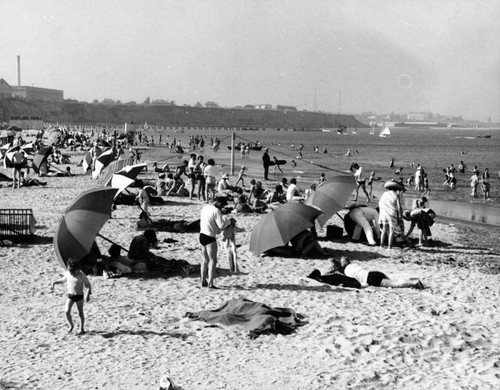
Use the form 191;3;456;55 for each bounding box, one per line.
379;124;391;137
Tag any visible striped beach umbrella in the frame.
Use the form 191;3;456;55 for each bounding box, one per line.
53;187;118;268
92;148;115;179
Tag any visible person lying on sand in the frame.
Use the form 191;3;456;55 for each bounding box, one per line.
307;259;361;289
47;166;74;177
21;171;47;187
339;256;424;289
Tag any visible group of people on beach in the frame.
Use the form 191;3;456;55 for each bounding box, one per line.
28;126;495;338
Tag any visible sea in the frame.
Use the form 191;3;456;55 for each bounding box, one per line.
146;126;500;226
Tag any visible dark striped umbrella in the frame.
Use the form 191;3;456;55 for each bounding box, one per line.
53;187;118;268
32;146;53;174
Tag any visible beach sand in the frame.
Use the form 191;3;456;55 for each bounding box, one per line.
1;144;499;390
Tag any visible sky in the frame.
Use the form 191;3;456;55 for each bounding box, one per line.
1;0;499;121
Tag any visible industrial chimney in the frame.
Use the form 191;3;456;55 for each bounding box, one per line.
17;55;21;86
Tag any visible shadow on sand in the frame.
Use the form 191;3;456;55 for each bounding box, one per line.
232;283;357;293
89;329;190;339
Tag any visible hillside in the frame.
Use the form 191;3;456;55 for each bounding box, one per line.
0;97;366;129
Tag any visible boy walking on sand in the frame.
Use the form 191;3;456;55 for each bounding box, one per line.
51;258;92;334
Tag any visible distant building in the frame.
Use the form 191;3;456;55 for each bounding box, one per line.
11;85;64;102
0;79;13;98
276;105;297;111
255;104;272;110
151;99;175;106
407;112;432;121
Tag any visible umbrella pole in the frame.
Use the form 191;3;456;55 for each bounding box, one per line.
97;233;129;253
50;165;65;173
336;212;345;221
137;203;154;225
125;188;154;225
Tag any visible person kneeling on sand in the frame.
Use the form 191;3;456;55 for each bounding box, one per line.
339;256;424;289
403;208;436;247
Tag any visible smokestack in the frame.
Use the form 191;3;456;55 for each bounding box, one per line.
17;55;21;86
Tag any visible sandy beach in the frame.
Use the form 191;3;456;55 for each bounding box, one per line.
1;142;499;390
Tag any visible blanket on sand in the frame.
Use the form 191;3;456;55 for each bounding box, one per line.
185;298;306;338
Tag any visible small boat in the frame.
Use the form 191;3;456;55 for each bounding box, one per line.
379;123;391;138
337;125;347;134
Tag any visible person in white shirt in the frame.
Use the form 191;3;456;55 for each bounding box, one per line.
286;178;303;202
340;257;424;289
203;158;217;202
199;197;234;288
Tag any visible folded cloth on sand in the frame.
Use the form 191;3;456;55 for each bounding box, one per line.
185;298;306;338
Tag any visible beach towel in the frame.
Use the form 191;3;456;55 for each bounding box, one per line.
185;298;306;338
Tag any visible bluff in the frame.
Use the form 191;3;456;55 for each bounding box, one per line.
0;97;365;129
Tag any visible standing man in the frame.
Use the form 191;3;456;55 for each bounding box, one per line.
11;146;25;189
262;148;271;180
199;197;233;288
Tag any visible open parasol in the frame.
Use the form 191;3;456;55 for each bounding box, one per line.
53;187;118;268
305;175;356;228
249;202;323;255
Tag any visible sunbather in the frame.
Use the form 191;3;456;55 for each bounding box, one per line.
339;257;424;289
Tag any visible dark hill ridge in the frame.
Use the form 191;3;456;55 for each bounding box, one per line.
0;97;366;128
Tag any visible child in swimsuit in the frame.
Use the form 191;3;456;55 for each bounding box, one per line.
222;220;240;273
51;258;92;334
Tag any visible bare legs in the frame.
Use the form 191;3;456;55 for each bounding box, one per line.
380;224;395;249
201;241;218;288
64;298;85;334
354;183;370;202
226;240;239;273
380;277;424;289
12;168;21;189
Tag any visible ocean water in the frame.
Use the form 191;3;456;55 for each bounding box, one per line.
147;126;500;225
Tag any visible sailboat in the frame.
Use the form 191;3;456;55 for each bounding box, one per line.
379;123;391;138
